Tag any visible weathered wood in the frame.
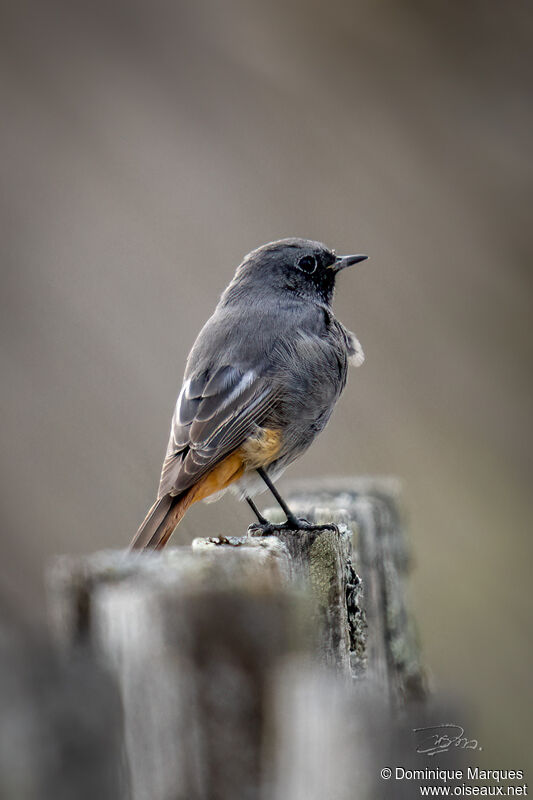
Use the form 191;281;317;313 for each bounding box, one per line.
266;659;369;800
267;657;437;800
44;476;426;800
49;538;311;800
0;621;122;800
48;540;292;649
199;520;354;673
282;477;427;702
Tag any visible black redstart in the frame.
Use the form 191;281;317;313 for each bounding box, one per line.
131;238;367;550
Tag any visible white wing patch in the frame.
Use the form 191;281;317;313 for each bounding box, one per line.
175;368;257;429
347;330;365;367
175;379;192;425
159;365;273;498
217;369;256;410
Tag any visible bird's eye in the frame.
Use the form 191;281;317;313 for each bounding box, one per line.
296;255;317;274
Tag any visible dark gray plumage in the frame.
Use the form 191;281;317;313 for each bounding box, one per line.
131;237;367;549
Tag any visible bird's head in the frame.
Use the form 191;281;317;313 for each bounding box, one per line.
227;238;367;305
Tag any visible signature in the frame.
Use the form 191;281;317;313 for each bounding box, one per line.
413;724;482;756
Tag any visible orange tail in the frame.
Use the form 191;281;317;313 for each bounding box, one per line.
130;451;245;550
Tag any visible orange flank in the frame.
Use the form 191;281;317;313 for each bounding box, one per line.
241;427;282;469
188;427;282;506
189;452;245;504
150;428;282;550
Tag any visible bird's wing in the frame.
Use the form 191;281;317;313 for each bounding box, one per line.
157;363;278;497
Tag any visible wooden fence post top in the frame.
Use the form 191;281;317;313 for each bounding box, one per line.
41;477;426;800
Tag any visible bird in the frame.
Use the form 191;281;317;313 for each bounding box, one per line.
130;238;367;550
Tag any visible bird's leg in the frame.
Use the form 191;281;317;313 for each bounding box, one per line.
247;467;337;535
245;495;269;525
256;467;301;528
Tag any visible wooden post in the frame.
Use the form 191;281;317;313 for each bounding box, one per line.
282;477;427;703
198;520;354;674
45;477;426;800
49;539;312;800
0;621;122;799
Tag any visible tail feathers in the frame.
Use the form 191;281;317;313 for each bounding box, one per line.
130;493;188;551
131;451;247;550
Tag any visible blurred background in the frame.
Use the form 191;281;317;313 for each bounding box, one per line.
1;0;531;769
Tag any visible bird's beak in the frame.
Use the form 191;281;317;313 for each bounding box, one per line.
329;254;369;272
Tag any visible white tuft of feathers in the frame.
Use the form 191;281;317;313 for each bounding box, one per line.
347;330;365;367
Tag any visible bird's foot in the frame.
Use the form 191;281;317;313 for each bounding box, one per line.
248;516;338;537
247;521;293;536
